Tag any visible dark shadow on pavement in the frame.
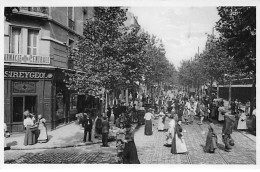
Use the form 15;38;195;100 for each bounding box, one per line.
7;141;17;147
47;135;53;142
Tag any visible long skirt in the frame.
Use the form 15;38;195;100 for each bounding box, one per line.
122;141;140;164
171;133;187;154
164;116;170;130
204;132;217;152
38;125;48;143
24;126;36;146
218;113;225;121
237;119;248;130
144;120;153;135
158;116;165;131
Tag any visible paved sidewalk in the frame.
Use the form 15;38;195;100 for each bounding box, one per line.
5;122;101;150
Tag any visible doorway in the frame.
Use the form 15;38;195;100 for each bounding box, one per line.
13;96;37;122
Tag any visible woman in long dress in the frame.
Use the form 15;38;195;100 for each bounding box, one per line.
204;118;218;153
37;114;48;143
158;107;165;131
144;108;154;135
171;121;188;154
164;114;176;147
218;102;225;122
24;111;36;146
122;124;140;164
237;110;248;130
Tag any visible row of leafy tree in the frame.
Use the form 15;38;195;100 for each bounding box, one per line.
178;7;256;114
65;7;178;99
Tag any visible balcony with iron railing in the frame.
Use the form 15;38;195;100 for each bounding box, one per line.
18;7;49;17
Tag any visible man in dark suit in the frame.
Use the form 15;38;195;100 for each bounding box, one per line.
82;113;93;142
101;115;110;147
107;105;111;121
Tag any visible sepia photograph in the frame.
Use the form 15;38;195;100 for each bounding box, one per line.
2;0;258;166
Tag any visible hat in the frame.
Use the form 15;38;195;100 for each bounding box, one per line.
238;109;244;113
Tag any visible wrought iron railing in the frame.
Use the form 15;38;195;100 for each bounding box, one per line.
19;7;49;15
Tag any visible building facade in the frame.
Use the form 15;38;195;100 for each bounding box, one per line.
4;7;94;133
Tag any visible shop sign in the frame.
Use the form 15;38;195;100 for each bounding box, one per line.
4;71;53;79
4;53;50;64
13;82;36;93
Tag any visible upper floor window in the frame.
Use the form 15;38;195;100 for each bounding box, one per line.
10;27;39;55
68;7;75;30
11;27;22;54
27;29;39;55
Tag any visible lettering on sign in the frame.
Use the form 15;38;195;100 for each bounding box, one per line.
4;71;53;79
13;82;36;93
4;53;50;64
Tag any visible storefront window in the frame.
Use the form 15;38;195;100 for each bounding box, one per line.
70;93;78;110
56;92;64;119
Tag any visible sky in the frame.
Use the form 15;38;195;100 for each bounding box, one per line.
129;7;220;69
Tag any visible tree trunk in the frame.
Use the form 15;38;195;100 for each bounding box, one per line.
209;77;213;103
217;82;219;99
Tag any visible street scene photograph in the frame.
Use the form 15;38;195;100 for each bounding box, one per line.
3;0;257;165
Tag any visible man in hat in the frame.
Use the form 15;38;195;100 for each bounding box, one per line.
82;113;93;142
101;115;110;147
222;114;235;152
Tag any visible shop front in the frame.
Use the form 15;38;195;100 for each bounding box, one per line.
4;66;55;133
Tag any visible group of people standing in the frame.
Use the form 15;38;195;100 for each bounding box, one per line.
142;91;242;155
23;110;48;146
144;106;188;154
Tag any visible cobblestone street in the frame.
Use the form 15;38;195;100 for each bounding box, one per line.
134;118;256;164
4;143;118;164
4;118;256;164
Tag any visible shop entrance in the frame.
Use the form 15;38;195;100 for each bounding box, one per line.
13;96;37;122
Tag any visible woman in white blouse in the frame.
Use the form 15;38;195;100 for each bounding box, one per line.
144;108;154;135
158;107;166;131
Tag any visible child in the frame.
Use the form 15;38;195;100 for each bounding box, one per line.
116;122;126;163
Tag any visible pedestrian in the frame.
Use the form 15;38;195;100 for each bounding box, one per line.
82;113;93;142
252;106;256;133
158;107;166;131
171;120;188;154
183;105;189;124
23;111;36;146
107;105;111;121
237;109;248;130
218;101;225;122
101;115;110;147
204;118;218;153
94;114;103;139
144;108;154;136
164;114;176;147
37;114;48;143
222;114;235;152
113;104;120;124
198;103;206;125
116;122;126;163
122;124;140;164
